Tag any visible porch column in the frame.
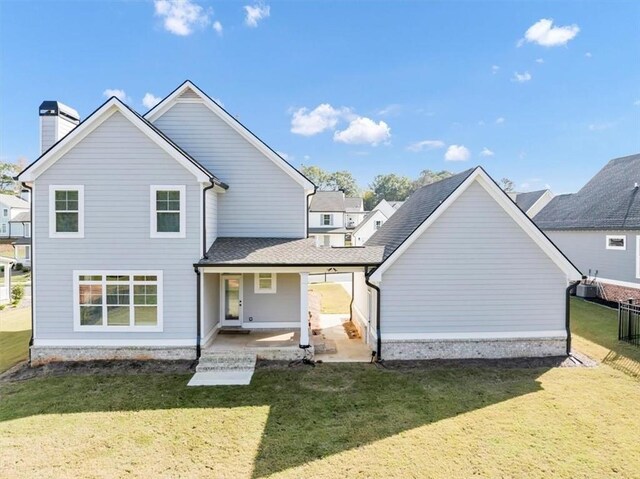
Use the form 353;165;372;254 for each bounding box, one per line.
299;272;310;347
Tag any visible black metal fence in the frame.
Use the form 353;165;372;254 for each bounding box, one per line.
618;300;640;347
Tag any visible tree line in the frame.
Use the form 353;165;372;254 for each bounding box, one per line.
301;165;515;210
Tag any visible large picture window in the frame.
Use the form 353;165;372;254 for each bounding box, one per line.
150;185;186;238
49;185;84;238
74;272;162;331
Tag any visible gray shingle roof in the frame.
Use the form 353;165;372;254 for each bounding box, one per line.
365;168;476;260
344;197;363;211
535;154;640;230
198;237;385;265
308;227;350;234
9;211;30;222
515;190;548;213
0;194;29;209
309;191;345;211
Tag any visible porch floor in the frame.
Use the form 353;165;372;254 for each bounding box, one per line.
205;329;305;361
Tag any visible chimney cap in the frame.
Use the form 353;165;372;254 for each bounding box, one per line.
39;101;80;122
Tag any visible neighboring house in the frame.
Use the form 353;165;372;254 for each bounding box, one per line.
0;256;14;304
535;154;640;301
12;237;31;268
308;191;365;246
510;189;554;218
19;80;581;369
352;200;399;246
0;193;30;238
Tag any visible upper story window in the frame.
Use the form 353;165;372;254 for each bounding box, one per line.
2;208;7;217
255;272;277;294
374;220;382;230
74;272;162;331
606;235;626;250
24;223;31;238
321;214;333;226
150;185;186;238
49;185;84;238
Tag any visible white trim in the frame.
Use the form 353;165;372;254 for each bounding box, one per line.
49;185;84;238
202;322;220;346
299;272;310;346
254;272;277;294
383;330;568;340
143;81;314;190
592;276;640;290
34;339;195;347
526;190;553;217
150;185;186;238
220;274;243;326
369;168;582;282
606;234;626;251
242;322;300;329
637;236;640;280
31;183;37;340
200;265;369;274
20;99;210;183
72;270;163;332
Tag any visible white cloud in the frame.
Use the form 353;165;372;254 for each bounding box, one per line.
154;0;210;36
480;147;494;157
588;122;614;131
244;2;270;27
585;51;592;58
535;58;544;63
495;117;505;124
444;145;470;162
377;104;402;116
142;93;162;109
334;117;391;146
277;151;292;161
519;18;580;47
103;89;128;102
290;104;348;136
491;65;500;74
213;20;223;35
512;71;532;83
634;100;640;106
406;140;445;152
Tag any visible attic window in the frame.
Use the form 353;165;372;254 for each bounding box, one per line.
606;235;626;251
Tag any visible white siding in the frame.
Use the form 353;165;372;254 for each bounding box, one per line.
152;101;306;238
310;233;345;247
202;272;220;343
309;212;344;228
546;230;639;284
242;273;300;324
352;271;376;346
353;210;387;246
381;181;567;336
205;188;217;247
40;117;56;153
33;111;202;342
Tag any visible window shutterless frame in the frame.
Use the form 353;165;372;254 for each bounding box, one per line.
606;235;626;251
49;185;84;238
73;270;163;332
254;272;277;293
150;185;186;238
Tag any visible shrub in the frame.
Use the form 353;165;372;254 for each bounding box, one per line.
11;284;25;304
15;263;23;271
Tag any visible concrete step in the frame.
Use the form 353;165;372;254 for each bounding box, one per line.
188;370;254;386
196;351;257;373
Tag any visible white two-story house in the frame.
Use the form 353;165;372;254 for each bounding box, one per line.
19;81;582;375
0;192;30;238
308;191;365;246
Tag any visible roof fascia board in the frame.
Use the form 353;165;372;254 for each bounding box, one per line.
144;81;315;191
370;168;581;282
20;99;209;183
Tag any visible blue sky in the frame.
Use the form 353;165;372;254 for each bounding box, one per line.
1;0;639;193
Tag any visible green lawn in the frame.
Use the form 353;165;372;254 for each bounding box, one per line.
308;282;352;314
0;307;30;373
11;270;31;284
1;300;639;478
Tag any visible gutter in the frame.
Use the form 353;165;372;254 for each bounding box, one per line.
201;180;216;259
194;266;202;360
20;182;34;365
365;267;382;362
306;186;318;238
565;277;585;356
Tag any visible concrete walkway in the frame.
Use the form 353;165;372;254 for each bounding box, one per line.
313;314;372;362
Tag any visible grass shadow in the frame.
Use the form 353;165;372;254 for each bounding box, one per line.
0;328;30;373
0;361;552;478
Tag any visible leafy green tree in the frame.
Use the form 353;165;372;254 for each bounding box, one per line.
0;161;21;194
362;190;377;210
328;170;360;197
411;169;454;192
369;173;413;206
300;165;331;189
500;177;515;192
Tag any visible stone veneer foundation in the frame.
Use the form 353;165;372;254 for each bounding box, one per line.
30;346;196;366
381;337;566;360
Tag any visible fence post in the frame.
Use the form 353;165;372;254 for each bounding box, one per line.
629;299;634;344
618;301;622;340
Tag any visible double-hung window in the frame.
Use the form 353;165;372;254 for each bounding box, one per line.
374;220;382;230
321;214;333;226
151;185;186;238
49;185;84;238
255;272;277;293
75;272;162;331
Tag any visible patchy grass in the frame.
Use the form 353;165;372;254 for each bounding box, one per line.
0;307;30;373
308;283;351;314
571;297;640;378
11;270;31;284
2;299;640;478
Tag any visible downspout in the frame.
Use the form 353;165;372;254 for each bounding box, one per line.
365;268;382;362
565;277;585;356
21;182;34;364
195;266;202;360
306;186;318;238
202;180;215;259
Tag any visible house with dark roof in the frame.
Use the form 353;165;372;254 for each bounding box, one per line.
351;200;399;246
511;189;554;218
17;80;582;384
0;192;30;238
308;191;366;246
535;154;640;301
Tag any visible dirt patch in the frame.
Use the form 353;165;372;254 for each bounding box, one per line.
0;359;195;383
342;320;361;339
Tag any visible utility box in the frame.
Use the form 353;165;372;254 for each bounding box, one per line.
576;283;598;299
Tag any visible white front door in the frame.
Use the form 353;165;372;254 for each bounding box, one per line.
221;274;243;326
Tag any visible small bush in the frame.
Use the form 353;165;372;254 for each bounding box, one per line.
11;284;25;304
15;263;23;271
0;304;5;311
